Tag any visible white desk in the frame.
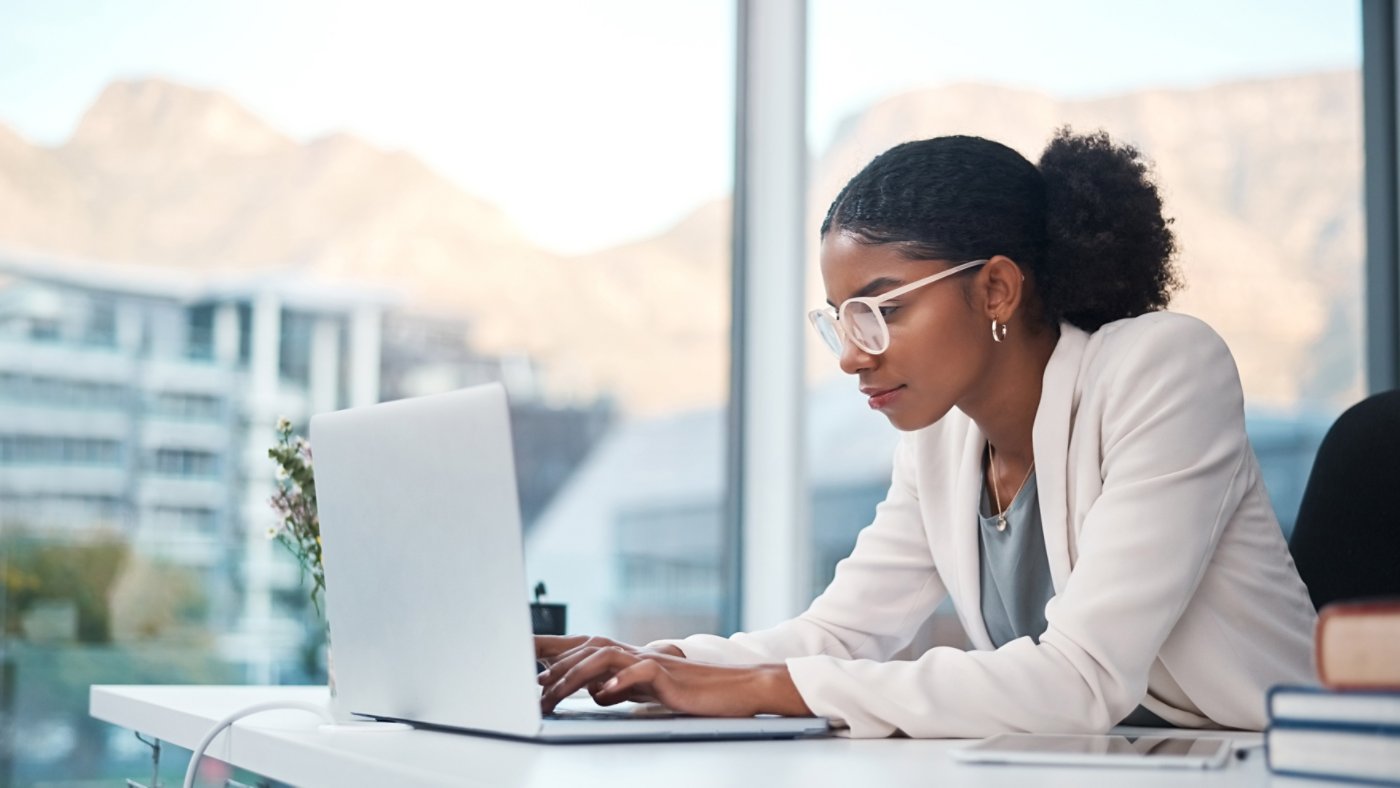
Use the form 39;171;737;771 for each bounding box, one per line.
91;685;1275;788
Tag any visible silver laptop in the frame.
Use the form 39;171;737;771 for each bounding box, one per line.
311;382;830;742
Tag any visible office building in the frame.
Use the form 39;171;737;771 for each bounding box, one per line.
0;248;392;679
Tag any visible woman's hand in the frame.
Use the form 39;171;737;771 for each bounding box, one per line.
535;635;681;705
536;634;682;664
535;635;811;718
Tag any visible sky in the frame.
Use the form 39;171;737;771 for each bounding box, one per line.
0;0;1361;255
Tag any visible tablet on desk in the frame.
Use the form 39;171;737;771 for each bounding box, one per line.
952;733;1233;769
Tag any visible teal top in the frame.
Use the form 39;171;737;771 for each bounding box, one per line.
977;471;1053;647
978;468;1170;728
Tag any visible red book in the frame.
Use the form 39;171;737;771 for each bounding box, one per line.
1317;599;1400;690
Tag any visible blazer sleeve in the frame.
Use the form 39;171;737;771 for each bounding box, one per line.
647;433;949;665
783;316;1253;737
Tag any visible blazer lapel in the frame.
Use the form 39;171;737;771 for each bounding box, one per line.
1034;322;1088;592
951;418;995;650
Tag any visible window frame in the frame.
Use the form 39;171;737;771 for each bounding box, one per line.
728;0;1400;632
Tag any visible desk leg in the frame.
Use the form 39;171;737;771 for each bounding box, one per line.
125;731;161;788
122;730;271;788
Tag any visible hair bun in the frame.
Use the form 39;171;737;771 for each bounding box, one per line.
1037;128;1181;331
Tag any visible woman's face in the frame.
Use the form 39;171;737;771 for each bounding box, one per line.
818;231;989;431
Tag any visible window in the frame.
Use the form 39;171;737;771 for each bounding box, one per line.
150;506;219;535
0;373;130;410
149;449;220;478
84;298;118;347
0;2;733;782
0;435;123;466
186;304;216;361
805;0;1364;643
148;392;224;422
615;504;725;640
278;310;314;386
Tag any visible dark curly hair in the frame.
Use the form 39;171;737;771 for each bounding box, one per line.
819;128;1180;332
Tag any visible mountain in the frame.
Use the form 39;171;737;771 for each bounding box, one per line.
0;80;705;412
0;73;1365;412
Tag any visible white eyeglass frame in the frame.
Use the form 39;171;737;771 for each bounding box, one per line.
808;258;989;356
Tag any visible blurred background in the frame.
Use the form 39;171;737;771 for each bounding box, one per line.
0;0;1373;783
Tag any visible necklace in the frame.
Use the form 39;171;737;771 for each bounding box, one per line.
988;441;1035;533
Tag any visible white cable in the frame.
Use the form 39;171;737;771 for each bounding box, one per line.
182;700;333;788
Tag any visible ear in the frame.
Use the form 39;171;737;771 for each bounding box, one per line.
980;255;1026;322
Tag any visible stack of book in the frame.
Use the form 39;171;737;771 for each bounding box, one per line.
1267;599;1400;785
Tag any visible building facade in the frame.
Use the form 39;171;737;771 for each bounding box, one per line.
0;250;390;680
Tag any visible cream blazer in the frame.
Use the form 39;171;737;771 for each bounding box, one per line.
653;312;1317;738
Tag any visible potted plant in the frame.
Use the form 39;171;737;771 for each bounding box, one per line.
267;417;323;614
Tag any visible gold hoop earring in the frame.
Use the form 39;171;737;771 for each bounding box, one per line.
991;319;1008;343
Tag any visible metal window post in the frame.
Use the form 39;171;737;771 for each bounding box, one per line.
725;0;809;634
1363;0;1400;393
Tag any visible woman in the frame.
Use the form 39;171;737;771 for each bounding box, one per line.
536;129;1317;738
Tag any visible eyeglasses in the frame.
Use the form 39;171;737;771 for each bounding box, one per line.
808;259;988;356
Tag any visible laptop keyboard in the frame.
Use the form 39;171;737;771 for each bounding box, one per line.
546;708;687;721
548;710;634;721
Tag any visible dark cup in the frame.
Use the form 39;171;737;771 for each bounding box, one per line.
530;602;567;636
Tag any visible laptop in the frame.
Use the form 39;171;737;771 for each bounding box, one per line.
311;382;830;742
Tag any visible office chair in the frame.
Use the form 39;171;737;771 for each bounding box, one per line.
1288;388;1400;611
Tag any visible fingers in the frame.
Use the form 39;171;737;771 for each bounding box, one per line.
537;646;589;683
536;634;617;664
537;636;633;682
534;634;589;661
592;658;664;706
540;646;637;712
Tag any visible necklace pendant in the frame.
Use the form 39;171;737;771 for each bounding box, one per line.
996;514;1008;532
